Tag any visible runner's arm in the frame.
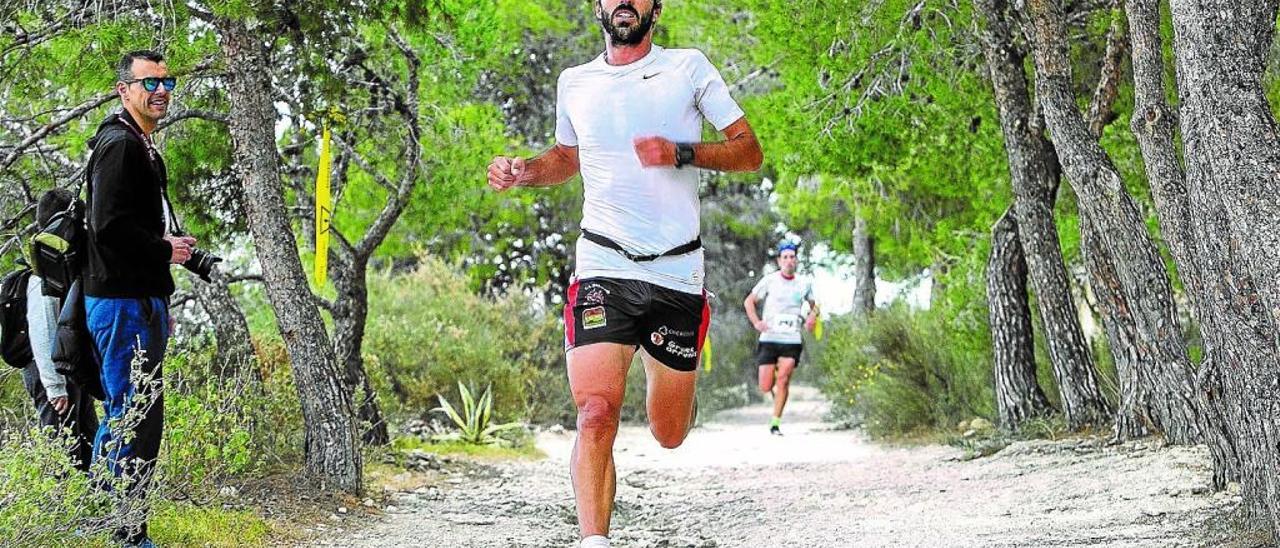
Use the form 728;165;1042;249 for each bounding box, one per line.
693;118;763;172
518;144;580;187
744;292;769;332
487;144;579;192
634;118;763;173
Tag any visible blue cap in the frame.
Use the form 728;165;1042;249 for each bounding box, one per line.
777;241;798;253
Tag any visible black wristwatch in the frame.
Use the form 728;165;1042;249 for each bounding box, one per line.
674;142;696;168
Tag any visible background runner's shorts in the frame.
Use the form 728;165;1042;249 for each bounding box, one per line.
564;277;710;372
755;341;803;366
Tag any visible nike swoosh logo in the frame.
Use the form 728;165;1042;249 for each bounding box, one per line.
642;72;661;79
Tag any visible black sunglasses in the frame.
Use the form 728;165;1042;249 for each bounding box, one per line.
124;76;177;93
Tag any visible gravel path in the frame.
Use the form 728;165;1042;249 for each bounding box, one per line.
309;386;1251;547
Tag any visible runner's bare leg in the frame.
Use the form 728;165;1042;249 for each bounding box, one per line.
641;349;698;448
772;358;798;419
568;342;636;539
758;364;776;396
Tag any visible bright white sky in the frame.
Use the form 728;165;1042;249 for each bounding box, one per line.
792;240;932;318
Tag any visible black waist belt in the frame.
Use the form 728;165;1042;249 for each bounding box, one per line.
582;229;702;262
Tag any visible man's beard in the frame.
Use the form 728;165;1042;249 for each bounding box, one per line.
599;5;655;46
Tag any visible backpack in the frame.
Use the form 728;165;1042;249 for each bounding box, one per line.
30;197;87;300
0;267;33;368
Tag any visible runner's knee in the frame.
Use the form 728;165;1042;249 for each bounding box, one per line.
651;422;689;449
576;395;619;435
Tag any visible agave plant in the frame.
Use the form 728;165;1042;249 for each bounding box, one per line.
432;382;523;445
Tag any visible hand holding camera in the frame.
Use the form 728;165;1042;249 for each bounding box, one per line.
165;233;223;283
165;235;196;264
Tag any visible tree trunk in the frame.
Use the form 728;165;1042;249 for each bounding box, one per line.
1123;0;1241;491
1164;0;1280;529
1019;0;1206;445
216;16;362;494
1080;211;1150;439
977;0;1112;429
190;270;258;380
851;216;875;316
987;208;1054;429
332;259;390;446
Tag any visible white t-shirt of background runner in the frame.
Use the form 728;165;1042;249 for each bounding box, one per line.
555;45;745;294
751;271;814;344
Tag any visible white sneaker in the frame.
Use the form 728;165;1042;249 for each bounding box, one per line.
580;535;610;547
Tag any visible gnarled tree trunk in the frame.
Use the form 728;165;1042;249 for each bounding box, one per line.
987;208;1054;429
1163;0;1280;529
1080;210;1151;439
977;0;1112;429
331;257;390;445
1124;0;1240;490
1019;0;1205;445
217;15;362;494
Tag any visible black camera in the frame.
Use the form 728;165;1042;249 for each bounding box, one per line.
183;248;223;283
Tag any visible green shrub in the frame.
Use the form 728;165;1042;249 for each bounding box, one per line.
364;256;570;425
0;427;110;546
160;345;303;489
812;305;995;437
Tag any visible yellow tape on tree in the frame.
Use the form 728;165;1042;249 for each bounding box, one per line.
314;123;333;287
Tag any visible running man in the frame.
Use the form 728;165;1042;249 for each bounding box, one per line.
744;241;819;436
486;1;762;545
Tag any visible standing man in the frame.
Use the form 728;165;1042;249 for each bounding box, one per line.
744;241;818;436
23;189;99;472
85;50;192;548
487;1;762;545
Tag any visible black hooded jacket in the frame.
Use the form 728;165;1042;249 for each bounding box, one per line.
83;109;174;298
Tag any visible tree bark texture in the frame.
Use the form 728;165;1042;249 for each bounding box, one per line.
1164;0;1280;528
331;257;390;446
1080;210;1151;439
190;270;257;380
1020;0;1206;445
977;0;1112;429
987;209;1054;429
1123;0;1240;489
216;16;362;494
851;216;875;317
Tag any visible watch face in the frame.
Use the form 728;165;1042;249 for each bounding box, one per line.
677;144;695;166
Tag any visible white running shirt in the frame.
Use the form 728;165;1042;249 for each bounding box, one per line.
751;272;814;344
555;46;745;294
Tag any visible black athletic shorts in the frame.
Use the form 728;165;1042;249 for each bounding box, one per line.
755;342;803;366
564;277;710;372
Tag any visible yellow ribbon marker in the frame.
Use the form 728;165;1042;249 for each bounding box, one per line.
701;334;713;371
814;316;824;341
314;122;333;287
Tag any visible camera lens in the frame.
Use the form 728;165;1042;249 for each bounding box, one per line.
183;248;223;282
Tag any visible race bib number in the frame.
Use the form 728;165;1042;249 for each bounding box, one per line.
769;316;800;334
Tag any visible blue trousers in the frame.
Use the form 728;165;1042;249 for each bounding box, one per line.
85;296;169;544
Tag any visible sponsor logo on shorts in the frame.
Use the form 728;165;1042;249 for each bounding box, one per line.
650;332;664;345
583;306;607;330
664;341;697;359
584;286;607;305
656;325;694;338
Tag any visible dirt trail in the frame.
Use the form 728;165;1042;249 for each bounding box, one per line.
309;386;1251;547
